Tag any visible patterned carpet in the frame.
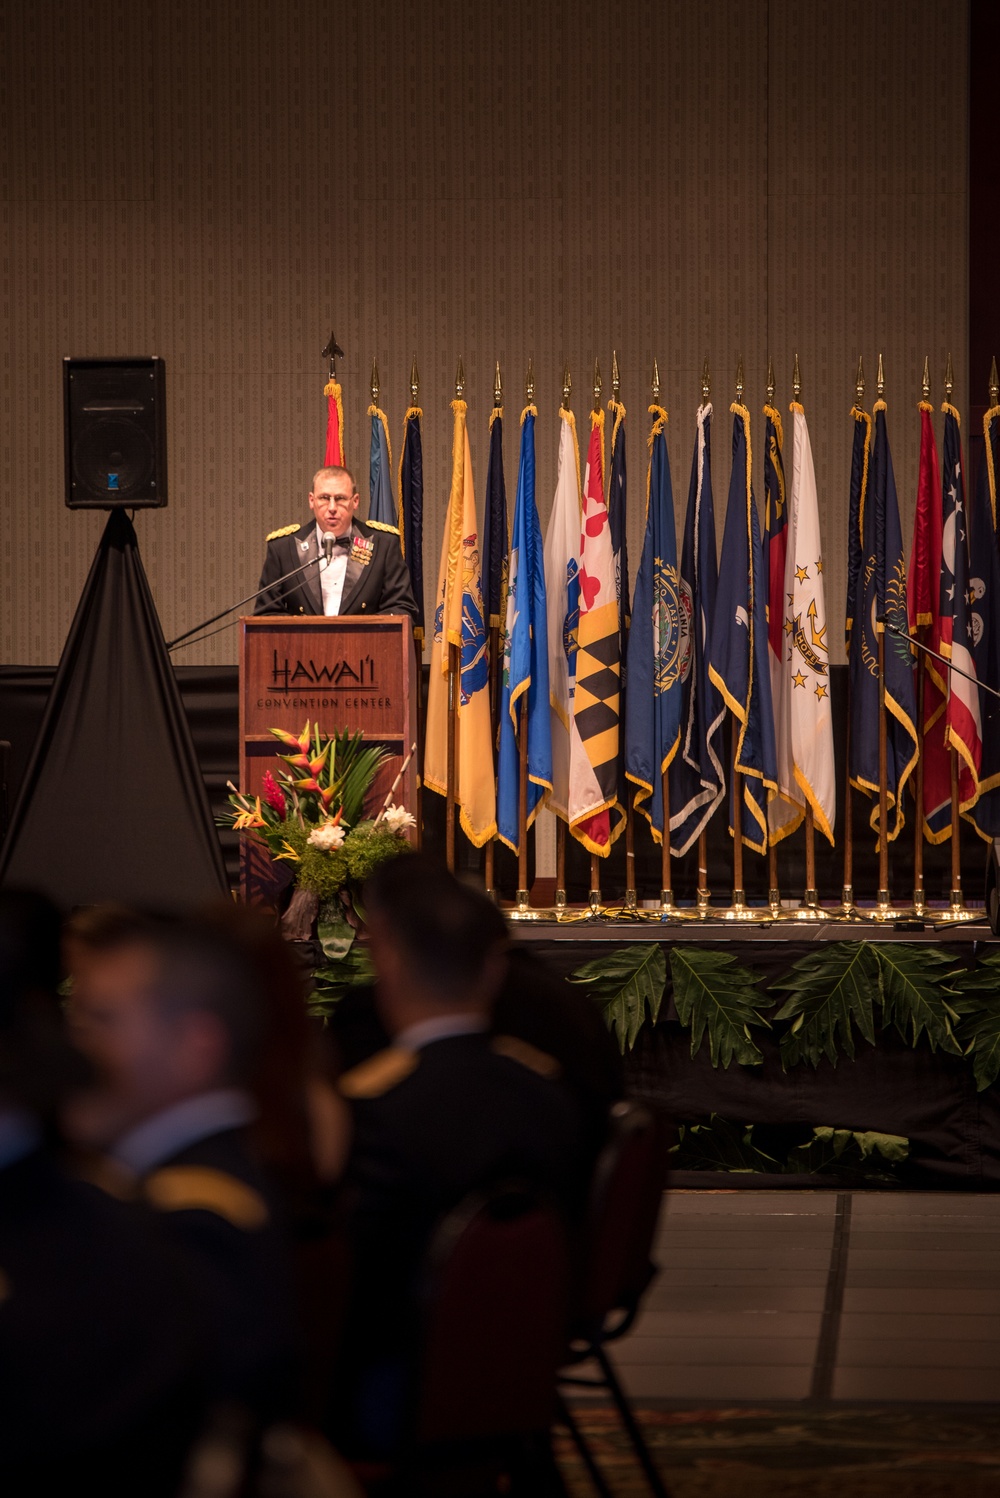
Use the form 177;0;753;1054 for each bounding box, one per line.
554;1404;1000;1497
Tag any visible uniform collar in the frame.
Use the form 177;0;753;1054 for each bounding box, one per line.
393;1013;489;1052
111;1088;258;1178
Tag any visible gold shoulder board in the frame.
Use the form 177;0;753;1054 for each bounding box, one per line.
266;522;301;541
144;1166;269;1230
491;1034;563;1080
339;1047;419;1100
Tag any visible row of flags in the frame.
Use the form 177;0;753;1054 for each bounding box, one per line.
329;373;1000;863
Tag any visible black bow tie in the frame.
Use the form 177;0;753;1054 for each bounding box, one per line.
324;533;352;552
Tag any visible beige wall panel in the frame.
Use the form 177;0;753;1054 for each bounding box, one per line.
0;0;969;669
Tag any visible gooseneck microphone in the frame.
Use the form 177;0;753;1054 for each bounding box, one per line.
876;614;1000;702
322;534;335;564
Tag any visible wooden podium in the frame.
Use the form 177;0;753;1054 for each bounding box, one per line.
239;614;418;902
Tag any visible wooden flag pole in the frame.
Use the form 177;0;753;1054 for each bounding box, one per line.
876;626;891;909
790;358;822;922
912;638;927;915
840;357;866;919
943;354;977;923
508;696;543;921
555;819;567;912
483;362;504;899
723;359;755;922
445;639;458;872
587;361;605;917
613;352;639;918
697;829;711;915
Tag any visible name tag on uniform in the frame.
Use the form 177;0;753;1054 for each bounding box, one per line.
351;536;374;566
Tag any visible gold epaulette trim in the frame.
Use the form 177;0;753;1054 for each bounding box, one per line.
491;1034;563;1080
266;522;301;541
144;1166;269;1230
339;1046;419;1100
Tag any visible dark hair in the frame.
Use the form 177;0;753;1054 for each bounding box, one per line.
363;855;508;1000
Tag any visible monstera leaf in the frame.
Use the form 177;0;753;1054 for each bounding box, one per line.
669;946;770;1068
875;943;963;1055
568;943;667;1053
770;942;880;1070
785;1126;909;1179
671;1115;782;1174
951;953;1000;1090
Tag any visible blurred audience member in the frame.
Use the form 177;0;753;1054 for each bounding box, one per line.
331;855;587;1451
0;890;200;1495
66;916;299;1419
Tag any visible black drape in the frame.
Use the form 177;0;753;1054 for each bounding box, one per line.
0;510;226;909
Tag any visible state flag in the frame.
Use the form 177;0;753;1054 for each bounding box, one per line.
908;400;949;840
424;400;496;845
496;405;552;852
398;402;425;644
367;402;398;533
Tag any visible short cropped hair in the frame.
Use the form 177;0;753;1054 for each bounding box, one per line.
363;854;508;1001
312;464;357;495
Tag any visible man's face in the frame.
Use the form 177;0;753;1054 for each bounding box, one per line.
309;474;359;537
68;944;216;1130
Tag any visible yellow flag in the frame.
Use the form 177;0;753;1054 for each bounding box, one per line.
424;401;497;845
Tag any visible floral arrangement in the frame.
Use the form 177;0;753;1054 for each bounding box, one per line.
222;722;416;1012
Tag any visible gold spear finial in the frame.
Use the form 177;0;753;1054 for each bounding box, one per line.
561;365;572;411
410;355;419;406
735;356;744;405
370;357;380;405
990;357;999;407
494;361;503;408
593;358;602;412
651;358;660;402
525;357;535;407
701;357;711;407
945;352;954;404
455;357;465;400
792;352;802;403
921;355;930;402
855;354;865;409
766;357;775;405
877;352;885;399
611;349;621;404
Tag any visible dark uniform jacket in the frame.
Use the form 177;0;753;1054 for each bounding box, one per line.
254;517;417;620
138;1126;299;1419
0;1148;200;1494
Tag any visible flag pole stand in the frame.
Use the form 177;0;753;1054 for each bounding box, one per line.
554;819;568;916
623;798;638;915
509;696;543;922
722;722;758;922
871;628;905;921
793;806;825;919
696;829;714;917
911;630;928;918
655;764;687;922
587;853;605;916
767;839;783;918
941;750;978;923
445;641;459;873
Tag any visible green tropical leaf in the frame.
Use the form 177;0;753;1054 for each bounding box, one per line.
785;1125;909;1180
567;943;667;1053
770;942;880;1070
670;1115;782;1174
875;943;963;1054
669;946;770;1068
950;953;1000;1090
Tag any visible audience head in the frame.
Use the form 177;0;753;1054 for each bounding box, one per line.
362;855;509;1033
68;914;267;1134
0;888;88;1115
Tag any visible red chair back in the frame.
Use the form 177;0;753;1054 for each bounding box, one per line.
415;1185;569;1445
576;1101;669;1335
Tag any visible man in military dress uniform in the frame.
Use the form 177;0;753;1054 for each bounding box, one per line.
255;465;417;620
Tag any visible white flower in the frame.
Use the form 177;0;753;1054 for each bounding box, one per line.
307;820;347;851
383;804;417;833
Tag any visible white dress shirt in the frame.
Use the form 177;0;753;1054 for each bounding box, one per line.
317;523;349;614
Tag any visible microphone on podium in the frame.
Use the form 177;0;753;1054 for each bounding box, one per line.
322;534;335;565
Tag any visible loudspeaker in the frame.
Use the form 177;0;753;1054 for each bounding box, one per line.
63;356;167;508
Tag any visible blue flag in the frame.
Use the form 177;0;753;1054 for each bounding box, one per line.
399;404;424;642
967;404;1000;838
846;407;870;653
482;409;509;632
848;401;917;843
708;404;777;853
669;402;725;855
497;407;552;853
367;405;397;532
624;405;686;842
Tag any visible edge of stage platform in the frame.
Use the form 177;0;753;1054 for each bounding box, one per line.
504;910;992;943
